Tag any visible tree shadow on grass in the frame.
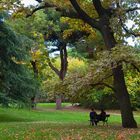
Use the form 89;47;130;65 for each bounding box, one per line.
0;114;31;122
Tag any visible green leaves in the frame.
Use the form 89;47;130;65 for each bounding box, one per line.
0;21;39;107
60;45;140;105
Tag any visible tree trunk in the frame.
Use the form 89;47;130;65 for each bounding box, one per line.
48;43;68;110
56;95;62;110
55;44;67;110
101;25;137;128
113;66;137;128
69;0;137;128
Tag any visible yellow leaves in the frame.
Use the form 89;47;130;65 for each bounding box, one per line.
78;0;98;18
31;49;42;61
12;12;24;18
61;17;96;39
32;32;38;38
63;29;73;39
126;72;140;95
61;17;87;31
31;31;43;40
102;0;115;9
68;57;86;72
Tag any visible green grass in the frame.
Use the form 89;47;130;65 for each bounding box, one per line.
0;103;140;140
37;102;71;109
0;107;88;123
0;122;140;140
0;103;122;124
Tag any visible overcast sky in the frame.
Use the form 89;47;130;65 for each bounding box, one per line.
21;0;38;6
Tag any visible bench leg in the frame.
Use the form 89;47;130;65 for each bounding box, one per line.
90;120;94;126
102;121;108;126
106;121;108;126
90;120;98;126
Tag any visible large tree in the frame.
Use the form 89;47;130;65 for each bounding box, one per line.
69;0;140;128
2;0;140;127
29;0;139;128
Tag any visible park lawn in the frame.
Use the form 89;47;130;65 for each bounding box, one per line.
0;103;139;140
37;102;72;109
0;122;140;140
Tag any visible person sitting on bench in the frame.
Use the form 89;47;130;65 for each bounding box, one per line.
98;109;110;125
89;109;110;126
99;109;106;121
89;108;98;126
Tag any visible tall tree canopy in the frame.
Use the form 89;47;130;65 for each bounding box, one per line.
1;0;140;128
27;0;140;128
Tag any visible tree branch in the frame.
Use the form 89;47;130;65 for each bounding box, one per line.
92;0;106;16
26;3;56;17
121;60;140;73
63;44;68;77
30;60;38;77
91;82;115;92
115;2;140;37
89;73;114;91
69;0;100;30
119;17;140;37
59;43;68;80
26;2;79;19
125;7;140;13
26;6;44;17
48;59;60;76
130;63;140;73
35;0;42;3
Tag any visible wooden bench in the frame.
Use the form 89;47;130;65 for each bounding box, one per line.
90;114;110;126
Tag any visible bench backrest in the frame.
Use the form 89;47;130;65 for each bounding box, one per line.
97;114;110;121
